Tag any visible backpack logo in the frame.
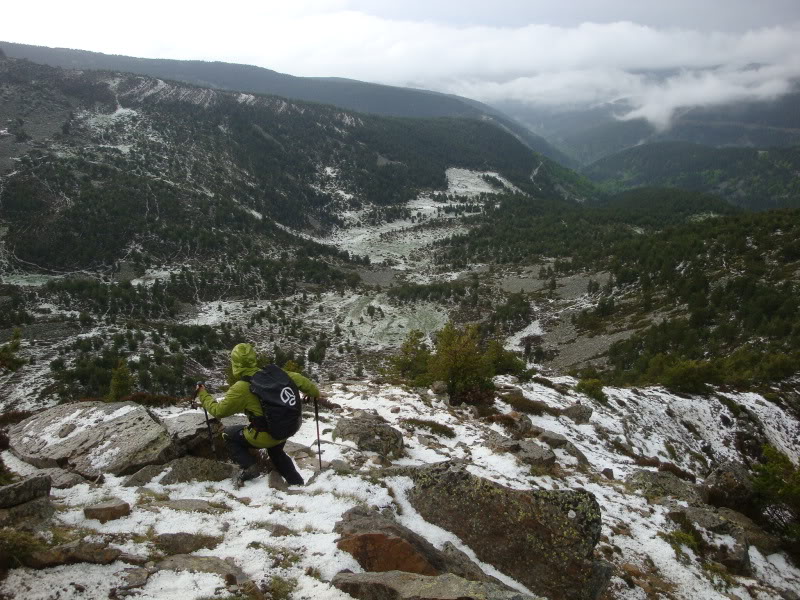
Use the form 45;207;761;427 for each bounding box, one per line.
280;386;297;406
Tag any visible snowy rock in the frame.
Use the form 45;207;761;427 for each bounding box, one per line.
431;381;448;395
332;413;404;458
84;498;131;523
27;540;121;569
334;506;492;582
702;461;755;513
0;496;54;527
537;430;569;448
154;555;251;587
35;468;87;489
332;570;543;600
8;402;178;479
160;412;211;452
122;456;237;487
491;438;556;470
562;403;593;424
146;499;229;514
0;475;51;508
407;461;610;600
627;469;703;504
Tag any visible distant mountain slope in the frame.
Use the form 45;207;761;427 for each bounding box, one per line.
0;56;588;273
497;92;800;165
0;41;575;167
583;142;800;210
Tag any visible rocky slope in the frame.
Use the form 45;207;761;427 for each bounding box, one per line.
1;376;798;600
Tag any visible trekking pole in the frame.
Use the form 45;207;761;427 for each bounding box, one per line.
313;394;323;471
193;382;215;452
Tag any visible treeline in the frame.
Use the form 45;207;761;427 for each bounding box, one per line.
437;188;734;270
598;208;800;391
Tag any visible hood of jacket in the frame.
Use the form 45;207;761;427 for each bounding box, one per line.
231;343;259;380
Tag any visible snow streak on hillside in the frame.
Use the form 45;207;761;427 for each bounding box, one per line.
2;379;799;600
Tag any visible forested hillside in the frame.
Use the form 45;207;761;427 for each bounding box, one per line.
584;142;800;210
0;56;579;274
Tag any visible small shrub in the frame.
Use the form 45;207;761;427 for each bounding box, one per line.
401;418;456;439
575;378;607;404
659;530;700;562
265;576;298;600
501;392;561;417
0;528;46;567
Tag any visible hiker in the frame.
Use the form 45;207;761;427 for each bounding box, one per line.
196;343;321;488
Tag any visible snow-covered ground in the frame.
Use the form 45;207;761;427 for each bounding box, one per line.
2;380;799;600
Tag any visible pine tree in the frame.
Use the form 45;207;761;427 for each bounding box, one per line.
0;329;24;372
107;359;134;402
427;323;492;404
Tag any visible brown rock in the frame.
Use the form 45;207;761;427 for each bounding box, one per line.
154;533;222;555
338;533;439;575
84;498;131;523
27;540;121;568
334;506;493;583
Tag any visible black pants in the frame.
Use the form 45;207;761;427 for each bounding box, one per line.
223;425;304;485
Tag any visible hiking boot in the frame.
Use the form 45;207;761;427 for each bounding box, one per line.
233;464;261;489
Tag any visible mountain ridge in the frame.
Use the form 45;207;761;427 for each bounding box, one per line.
0;41;577;167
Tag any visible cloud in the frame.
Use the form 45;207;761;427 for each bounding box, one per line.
2;2;799;130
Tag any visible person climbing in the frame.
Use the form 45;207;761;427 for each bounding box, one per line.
196;343;321;488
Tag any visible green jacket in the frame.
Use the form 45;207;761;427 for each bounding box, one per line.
199;343;320;448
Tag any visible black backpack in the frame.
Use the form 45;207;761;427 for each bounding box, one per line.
242;365;302;440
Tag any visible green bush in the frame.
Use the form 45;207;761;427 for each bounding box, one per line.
754;445;800;541
389;330;432;386
427;323;493;405
575;378;607;403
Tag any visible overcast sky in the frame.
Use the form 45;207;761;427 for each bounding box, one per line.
3;1;799;129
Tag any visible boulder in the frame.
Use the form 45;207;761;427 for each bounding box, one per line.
702;461;756;514
155;554;250;585
332;570;543;600
491;438;556;470
145;499;229;514
122;456;238;487
407;461;610;600
333;413;404;458
27;540;121;569
627;470;703;504
36;468;87;489
161;412;211;452
537;430;569;449
84;498;131;523
0;496;54;527
154;533;222;555
334;506;491;582
8;402;177;479
563;404;593;424
0;475;51;508
431;381;449;395
667;505;752;575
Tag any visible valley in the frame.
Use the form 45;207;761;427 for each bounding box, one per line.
0;51;799;600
